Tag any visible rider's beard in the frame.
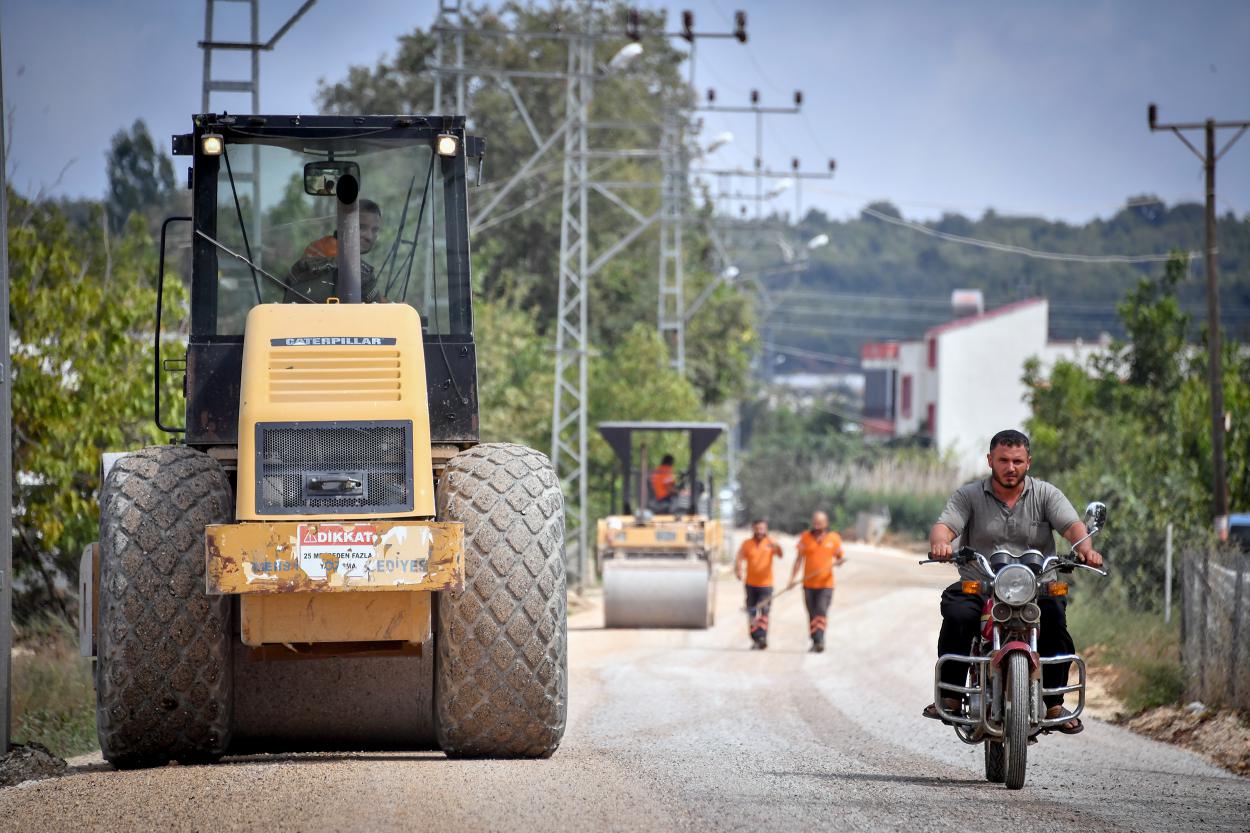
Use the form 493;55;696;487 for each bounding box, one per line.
992;470;1024;490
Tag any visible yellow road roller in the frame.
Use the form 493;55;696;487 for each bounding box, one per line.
594;422;726;628
78;112;566;767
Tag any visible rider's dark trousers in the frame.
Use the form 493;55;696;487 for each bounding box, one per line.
937;582;1075;708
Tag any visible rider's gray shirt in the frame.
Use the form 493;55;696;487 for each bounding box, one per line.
936;476;1080;582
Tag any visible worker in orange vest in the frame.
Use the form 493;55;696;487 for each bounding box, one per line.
788;510;845;653
649;454;676;512
285;199;386;303
735;519;783;650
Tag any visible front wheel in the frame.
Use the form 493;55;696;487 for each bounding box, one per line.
1003;652;1030;789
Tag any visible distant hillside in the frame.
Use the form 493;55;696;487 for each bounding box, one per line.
721;197;1250;371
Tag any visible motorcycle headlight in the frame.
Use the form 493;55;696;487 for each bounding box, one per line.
993;564;1037;606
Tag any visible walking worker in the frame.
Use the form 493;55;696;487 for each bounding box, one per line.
788;510;844;653
735;519;783;650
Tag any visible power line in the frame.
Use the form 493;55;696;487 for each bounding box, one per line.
857;206;1198;264
762;341;860;366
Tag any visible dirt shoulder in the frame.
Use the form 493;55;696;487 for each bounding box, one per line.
1122;705;1250;776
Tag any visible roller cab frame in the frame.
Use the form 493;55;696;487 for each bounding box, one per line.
178;114;484;650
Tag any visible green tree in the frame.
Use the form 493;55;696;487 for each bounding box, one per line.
105;119;179;234
1025;255;1248;607
9;192;184;621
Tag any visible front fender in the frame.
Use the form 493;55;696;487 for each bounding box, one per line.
991;640;1039;673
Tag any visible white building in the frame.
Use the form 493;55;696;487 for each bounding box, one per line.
861;298;1107;474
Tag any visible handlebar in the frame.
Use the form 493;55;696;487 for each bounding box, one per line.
919;548;994;578
922;548;1108;578
1042;553;1109;577
1059;560;1109;577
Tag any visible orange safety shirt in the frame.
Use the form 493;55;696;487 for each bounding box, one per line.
797;529;843;589
650;464;675;501
304;235;338;259
738;536;781;587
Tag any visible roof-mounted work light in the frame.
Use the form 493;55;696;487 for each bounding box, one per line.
201;134;224;156
436;134;460;157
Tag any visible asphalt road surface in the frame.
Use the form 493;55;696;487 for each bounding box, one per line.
3;538;1247;832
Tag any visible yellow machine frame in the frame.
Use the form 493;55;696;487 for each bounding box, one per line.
205;303;461;649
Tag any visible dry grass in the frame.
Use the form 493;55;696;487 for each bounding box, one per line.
12;616;97;758
812;454;963;496
1068;594;1184;714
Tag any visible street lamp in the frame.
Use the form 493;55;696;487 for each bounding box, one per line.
704;131;734;154
608;42;643;71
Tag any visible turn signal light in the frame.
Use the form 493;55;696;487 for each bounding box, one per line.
1044;581;1069;597
961;580;985;595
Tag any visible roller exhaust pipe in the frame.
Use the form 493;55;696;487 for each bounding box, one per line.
335;172;362;303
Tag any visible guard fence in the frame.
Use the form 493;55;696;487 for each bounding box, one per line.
1181;547;1250;710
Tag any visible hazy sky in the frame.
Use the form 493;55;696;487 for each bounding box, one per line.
4;0;1249;223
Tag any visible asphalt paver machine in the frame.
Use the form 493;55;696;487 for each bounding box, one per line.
594;422;726;628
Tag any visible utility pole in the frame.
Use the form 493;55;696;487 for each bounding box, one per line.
1150;104;1250;530
552;17;595;593
700;88;803;219
695;161;834;221
199;0;318;268
428;6;670;590
653;9;746;374
432;0;466;114
0;15;11;756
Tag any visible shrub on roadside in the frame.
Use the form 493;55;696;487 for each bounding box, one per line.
1068;588;1184;714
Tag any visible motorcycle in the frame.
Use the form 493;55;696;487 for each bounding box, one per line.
921;501;1108;790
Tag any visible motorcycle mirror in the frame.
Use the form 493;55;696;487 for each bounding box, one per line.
1084;501;1107;531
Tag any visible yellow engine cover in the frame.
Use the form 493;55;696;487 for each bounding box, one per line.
235;302;436;520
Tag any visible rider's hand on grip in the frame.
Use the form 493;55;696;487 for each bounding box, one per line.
1081;548;1104;569
929;541;954;561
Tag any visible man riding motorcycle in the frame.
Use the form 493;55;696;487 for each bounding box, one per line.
924;429;1103;734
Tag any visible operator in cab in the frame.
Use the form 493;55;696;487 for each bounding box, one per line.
649;454;677;514
284;199;386;303
924;429;1103;734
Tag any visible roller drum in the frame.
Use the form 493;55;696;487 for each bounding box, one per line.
602;559;713;629
229;645;436;753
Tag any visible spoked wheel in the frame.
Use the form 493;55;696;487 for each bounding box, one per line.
1003;652;1030;789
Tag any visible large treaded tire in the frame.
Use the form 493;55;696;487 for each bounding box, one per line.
434;443;567;758
95;445;234;769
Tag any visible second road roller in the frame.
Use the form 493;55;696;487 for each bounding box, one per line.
595;422;726;628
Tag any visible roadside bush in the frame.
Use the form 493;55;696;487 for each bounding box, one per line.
1068;589;1183;714
738;405;958;539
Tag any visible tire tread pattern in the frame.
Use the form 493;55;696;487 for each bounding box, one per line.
1004;652;1030;790
435;443;567;758
96;445;234;769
